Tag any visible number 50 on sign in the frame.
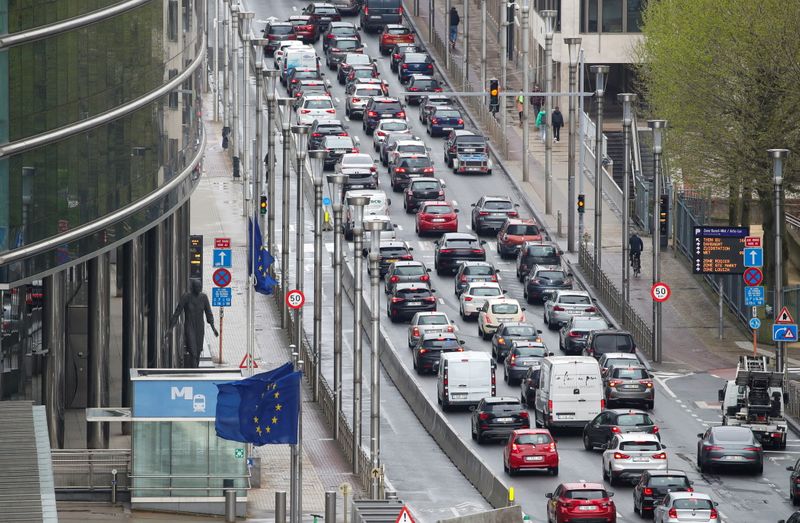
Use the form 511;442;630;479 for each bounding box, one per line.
651;282;671;303
286;289;305;309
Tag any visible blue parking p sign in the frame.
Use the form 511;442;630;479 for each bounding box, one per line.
212;287;232;307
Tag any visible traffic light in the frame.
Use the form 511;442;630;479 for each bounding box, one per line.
489;78;500;114
577;194;585;214
232;156;240;178
260;195;267;215
659;194;669;236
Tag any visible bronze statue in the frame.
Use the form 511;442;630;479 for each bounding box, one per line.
167;279;218;368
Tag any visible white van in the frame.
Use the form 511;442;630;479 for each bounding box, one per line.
280;47;319;84
435;351;496;411
533;356;603;429
344;189;390;239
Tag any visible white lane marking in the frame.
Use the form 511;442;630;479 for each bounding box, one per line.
452;199;459;207
335;97;340;104
654;376;678;399
292;5;297;10
438;298;445;304
396;224;403;231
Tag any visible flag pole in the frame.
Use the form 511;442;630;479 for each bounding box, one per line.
289;346;298;523
296;357;304;523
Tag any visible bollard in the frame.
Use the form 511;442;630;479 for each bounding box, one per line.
325;491;336;522
275;491;287;523
110;469;118;505
223;479;236;522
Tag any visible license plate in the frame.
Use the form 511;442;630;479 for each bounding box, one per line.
370;15;381;18
464;148;476;152
633;457;649;462
442;127;453;131
336;150;347;154
723;455;745;461
433;218;445;222
387;259;398;263
525;456;544;462
495;417;513;423
491;213;506;217
623;384;639;389
578;506;598;511
451;393;467;399
557;414;574;419
349;184;364;189
407;301;421;306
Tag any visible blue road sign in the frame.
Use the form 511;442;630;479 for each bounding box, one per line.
323;197;331;206
743;248;763;268
749;317;761;330
744;286;765;306
212;287;232;307
772;324;798;342
213;248;232;268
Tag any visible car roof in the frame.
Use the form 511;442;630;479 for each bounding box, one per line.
506;218;537;226
341;153;373;161
377;118;408;125
371;96;400;102
313;119;344;127
413;311;448;319
404;53;429;60
268;21;294;27
499;321;533;329
330;21;356;28
482;195;512;201
385;23;407;29
646;470;689;477
380;240;407;248
452;129;476;137
533;264;563;272
523;240;558;247
409;74;435;81
512;428;551;436
409;177;440;184
561;482;606;491
554;290;590;297
312;2;337;6
303;94;333;101
668;491;712;500
395;139;426;146
465;281;502;288
350;63;375;69
615;432;660;442
483;396;519;404
442;232;478;240
710;425;754;434
391;260;423;267
332;36;361;42
485;297;520;306
460;261;493;267
599;352;638;360
591;329;633;336
606;408;650;416
512;340;546;348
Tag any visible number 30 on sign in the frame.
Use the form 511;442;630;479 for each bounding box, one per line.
286;289;305;309
651;282;671;303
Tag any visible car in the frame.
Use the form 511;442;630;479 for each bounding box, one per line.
375;239;413;277
583;409;660;450
280;46;320;85
653;492;719;523
478;297;526;340
398;52;434;83
598;352;640;375
781;513;800;523
633;470;693;517
434;232;487;275
404;178;445;214
416;201;459;235
360;0;404;32
389;154;434;190
584;330;637;359
262;21;297;55
372;119;411;149
497;218;543;258
380;132;420;165
789;458;800;505
291;79;330;100
287;16;319;44
379;24;415;54
336;152;377;190
519;365;541;408
346;81;385;119
343;189;390;239
516;241;563;281
320;135;359;170
286;68;324;95
322;21;360;50
470;195;519;235
407;311;456;348
296;95;337;124
308;119;348;151
419;94;455;124
325;36;364;70
491;321;542;362
604;365;654;409
470;396;529;444
274;40;310;67
337;52;375;84
385;138;428;168
454;261;499;296
405;75;442;105
426;106;465;137
697;425;763;474
345;64;381;85
411;332;464;374
560;316;611;355
327;0;360;16
503;428;558;476
390;43;422;72
545;483;616;523
503;341;550;385
363;97;406;134
387;282;437;322
602;432;668;485
543;290;597;330
302;2;342;30
459;282;504;320
385;260;431;294
523;265;573;304
444;129;480;165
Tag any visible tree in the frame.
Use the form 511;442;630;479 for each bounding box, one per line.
636;0;800;294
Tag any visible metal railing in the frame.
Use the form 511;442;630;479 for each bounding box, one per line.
786;380;800;419
633;172;651;232
52;449;131;492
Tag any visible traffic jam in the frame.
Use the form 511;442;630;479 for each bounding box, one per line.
264;3;798;521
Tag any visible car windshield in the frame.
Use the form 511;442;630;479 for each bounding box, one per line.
714;428;754;442
412;79;436;88
470;287;501;297
423;205;451;215
673;499;714;510
395;265;424;275
619;441;661;451
515;346;547;357
595;335;634;352
375;101;403;111
352;69;373;78
306;99;333;109
418;315;447;325
613;368;648;380
492;303;519;314
333;26;355;35
388;27;410;34
616;413;653;426
527;245;557;256
295;70;319;79
421;338;460;349
484;200;512;210
537;270;565;280
270;25;294;34
435;110;461;118
336;39;360;49
649;476;690;488
379;123;406;133
381;247;407;257
506;326;536;336
445;239;478;248
404;53;429;62
344;156;372;166
346;54;371;64
564;490;607;500
411;181;439;191
485;401;519;411
356;87;382;97
427;98;452;105
401;158;431;168
325;137;352;147
398;144;427;154
507;224;540;235
465;265;493;275
559;295;591;305
574;318;608;330
606;358;636;369
516;433;551;445
316;6;338;14
397;287;429;297
317;124;345;134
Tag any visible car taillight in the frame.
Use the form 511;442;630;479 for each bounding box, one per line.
426;63;433;69
459;275;467;282
352;97;361;103
743;446;762;451
457;119;464;124
434;88;443;92
703;444;723;451
409;87;419;91
393;53;400;59
326;108;336;113
668;508;678;519
412;327;420;336
423;167;434;173
300;109;311;113
368;111;378;117
463;296;473;301
585;306;597;312
431;118;439;124
478;211;489;216
438;249;453;254
568;331;582;337
652;426;659;434
652;452;667;460
508;211;518;217
446;325;454;332
420;275;429;282
686;487;694;492
643;488;653;495
295;92;302;97
395;167;406;173
370;166;376;172
600;399;605;410
613;452;630;460
438;190;444;196
339;132;348;136
552;305;565;311
291;79;299;83
519;410;528;419
710;508;718;520
472;249;484;253
478;412;490;421
397;111;405;117
402;64;408;69
641;379;654;388
351;148;359;153
391;297;404;303
398;6;404;14
608;380;623;387
389;276;399;283
311;132;322;138
509;355;516;366
611;426;621;433
423;296;436;302
547;400;552;412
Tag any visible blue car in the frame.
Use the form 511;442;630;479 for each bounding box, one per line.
398;52;434;84
362;97;406;135
426;106;464;137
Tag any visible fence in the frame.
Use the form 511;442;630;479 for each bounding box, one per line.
52;449;131;492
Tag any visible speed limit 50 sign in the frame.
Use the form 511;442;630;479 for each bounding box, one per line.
651;282;671;303
286;289;305;309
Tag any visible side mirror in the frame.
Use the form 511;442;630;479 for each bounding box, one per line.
713;502;719;507
661;445;667;449
558;250;564;255
495;268;501;273
432;361;440;373
537;329;543;334
787;466;794;471
480;240;487;245
548;352;554;356
426;268;432;272
545;493;553;499
514;203;521;207
521;307;527;311
454;208;460;213
353;136;361;145
460;339;466;345
434;240;439;245
468;405;476;411
718;389;725;402
599;443;607;450
440;179;447;187
696;433;703;438
408;246;414;251
567;272;573;277
471;203;476;207
607;492;614;498
429;289;437;293
387;198;392;205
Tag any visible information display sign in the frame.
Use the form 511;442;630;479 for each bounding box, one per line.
692;226;749;275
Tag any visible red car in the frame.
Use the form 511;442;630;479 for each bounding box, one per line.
416;201;459;235
497;218;543;258
546;483;616;523
379;24;415;55
288;15;319;43
503;428;559;476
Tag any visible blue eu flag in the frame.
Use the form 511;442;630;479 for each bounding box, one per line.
248;217;277;295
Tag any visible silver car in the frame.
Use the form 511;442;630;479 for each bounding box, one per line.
653;492;719;523
372;119;411;150
346;82;384;119
459;282;504;319
543;290;598;330
602;432;668;485
407;311;456;348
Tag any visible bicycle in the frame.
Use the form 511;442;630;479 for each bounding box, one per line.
630;252;641;277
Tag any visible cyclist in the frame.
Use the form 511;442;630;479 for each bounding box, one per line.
629;233;643;274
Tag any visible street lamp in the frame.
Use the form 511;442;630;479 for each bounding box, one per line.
238;10;254;218
565;37;582;253
277;97;294;328
648;119;667;364
618;93;637;302
327;172;348;441
769;148;789;373
291;124;309;349
521;0;531;184
265;69;280;266
347;194;370;475
542;9;557;216
363;215;390;499
590;65;609;280
309;149;327;401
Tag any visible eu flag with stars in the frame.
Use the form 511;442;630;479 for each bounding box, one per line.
248;217;277;295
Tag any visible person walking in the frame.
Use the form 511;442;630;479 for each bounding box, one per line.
535;107;546;142
531;83;544;114
552;106;564;142
449;7;460;50
516;95;525;125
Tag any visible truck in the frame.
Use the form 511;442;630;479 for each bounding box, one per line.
718;355;787;449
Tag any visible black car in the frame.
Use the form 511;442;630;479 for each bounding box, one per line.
391;43;422;72
582;409;659;450
286;67;324;94
520;366;541;408
584;330;636;359
516;241;562;281
328;0;360;16
302;2;342;30
405;75;442;105
523;265;573;303
491;321;542;362
262;22;297;55
308;119;348;150
375;240;413;276
363;97;406;134
434;233;487;275
360;0;403;32
291;79;330;100
470;397;530;444
337;52;374;84
325;36;364;70
411;332;464;374
403;177;445;212
444;130;478;165
788;458;800;505
470;195;519;234
387;283;437;322
503;342;550;385
398;52;434;83
633;470;693;516
384;260;431;294
320;135;358;170
454;261;499;296
322;21;361;51
419;94;455;124
781;513;800;523
558;316;610;355
390;154;434;191
697;425;763;474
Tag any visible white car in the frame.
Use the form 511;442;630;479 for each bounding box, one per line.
343;189;390;239
602;433;667;486
296;95;337;125
337;153;378;190
459;282;504;320
372;119;412;150
274;41;311;68
407;311;457;348
653;491;719;523
478;297;526;340
543;290;598;330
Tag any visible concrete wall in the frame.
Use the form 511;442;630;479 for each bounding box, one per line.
438;505;522;523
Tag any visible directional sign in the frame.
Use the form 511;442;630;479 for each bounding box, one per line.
323;197;331;206
651;282;671;303
212;287;232;307
215;237;231;249
693;226;749;274
213;248;232;268
773;324;798;342
749;317;762;330
745;236;761;247
744;286;765;306
742;267;763;286
776;306;796;324
212;268;232;288
234;448;245;459
395;506;416;523
743;248;763;268
286;289;305;309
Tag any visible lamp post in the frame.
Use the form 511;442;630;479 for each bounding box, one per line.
327;173;348;441
291;124;309;349
499;0;508;137
565;37;581;253
648;119;667;364
239;11;254;218
521;0;531;184
480;0;487;102
769;148;789;373
542;10;556;215
277;98;293;329
230;2;239;159
590;65;609;279
214;0;220;121
363;215;390;499
222;0;229;128
265;69;279;266
309;150;327;401
618;94;637;302
347;194;370;475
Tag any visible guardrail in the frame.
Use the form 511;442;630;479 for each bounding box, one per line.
52;449;131;492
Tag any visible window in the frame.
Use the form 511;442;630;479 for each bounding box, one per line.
534;0;562;32
492;303;519;314
673;499;714;510
507;224;540;236
616;413;653;426
168;0;179;41
422;205;452;215
471;287;502;297
418;315;447;325
581;0;644;33
517;433;552;445
565;489;607;500
395;265;424;275
602;0;623;32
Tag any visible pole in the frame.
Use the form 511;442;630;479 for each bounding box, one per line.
648;120;667;364
770;148;789;373
222;0;230;129
293;125;309;350
275;491;287;523
214;0;220;121
521;0;530;184
289;347;298;523
429;0;434;42
328;174;347;441
297;357;304;523
313;165;323;402
565;38;580;253
619;93;636;302
230;3;239;159
462;0;468;91
578;49;586;243
590;65;609;277
499;1;507;140
218;308;224;363
240;12;253;218
718;276;724;340
445;0;451;69
266;73;278;269
325;491;337;523
480;0;487;102
543;11;555;215
348;196;369;475
280;103;291;329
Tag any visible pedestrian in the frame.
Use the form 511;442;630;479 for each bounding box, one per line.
516;95;525;125
531;83;544;114
449;7;460;50
535;107;546;142
552;106;564;142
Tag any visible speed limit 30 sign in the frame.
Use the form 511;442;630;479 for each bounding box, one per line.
286;289;305;309
651;282;671;303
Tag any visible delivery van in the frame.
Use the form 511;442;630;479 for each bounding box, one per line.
533;356;603;429
280;47;319;85
435;351;496;411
